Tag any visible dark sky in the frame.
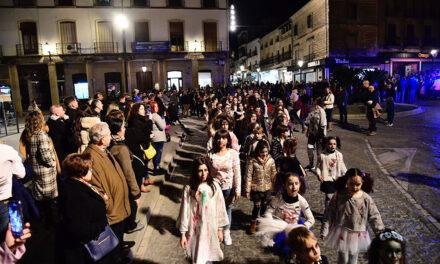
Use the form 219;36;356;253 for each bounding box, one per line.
230;0;309;49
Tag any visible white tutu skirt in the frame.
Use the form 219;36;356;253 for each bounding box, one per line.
325;226;371;253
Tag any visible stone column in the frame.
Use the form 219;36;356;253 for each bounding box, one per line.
86;61;94;96
8;65;23;117
223;59;229;87
191;58;199;90
161;60;167;90
121;59;127;94
126;60;132;94
48;62;60;105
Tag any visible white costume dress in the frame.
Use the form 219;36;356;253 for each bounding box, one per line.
177;181;229;264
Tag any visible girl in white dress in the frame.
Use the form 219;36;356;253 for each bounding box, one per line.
177;157;229;264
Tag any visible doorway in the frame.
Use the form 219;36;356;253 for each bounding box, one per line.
136;71;153;92
167;71;182;90
104;72;121;99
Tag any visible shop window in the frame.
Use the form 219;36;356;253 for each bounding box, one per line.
167;71;183;90
198;71;212;87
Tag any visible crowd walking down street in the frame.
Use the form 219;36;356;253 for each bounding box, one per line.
0;81;439;264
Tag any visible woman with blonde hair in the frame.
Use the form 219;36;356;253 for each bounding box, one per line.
21;111;58;224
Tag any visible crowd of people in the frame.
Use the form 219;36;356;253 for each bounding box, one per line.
0;79;407;264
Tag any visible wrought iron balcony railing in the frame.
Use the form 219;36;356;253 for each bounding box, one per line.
94;42;119;53
56;43;81;54
201;41;223;52
16;43;42;56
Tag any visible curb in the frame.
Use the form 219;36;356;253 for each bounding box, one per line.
364;138;440;231
332;103;424;120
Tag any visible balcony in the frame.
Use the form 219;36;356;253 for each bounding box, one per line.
304;53;316;61
16;44;42;56
94;42;118;53
201;41;223;52
281;51;292;61
170;41;188;52
56;43;81;54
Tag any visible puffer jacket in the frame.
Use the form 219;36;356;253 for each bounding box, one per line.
245;156;277;194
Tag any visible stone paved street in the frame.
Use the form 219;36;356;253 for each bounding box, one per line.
132;105;440;263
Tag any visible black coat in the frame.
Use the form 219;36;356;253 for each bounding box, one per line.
58;178;111;264
125;115;153;159
47;117;69;162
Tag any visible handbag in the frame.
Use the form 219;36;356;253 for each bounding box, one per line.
84;225;119;262
141;143;157;160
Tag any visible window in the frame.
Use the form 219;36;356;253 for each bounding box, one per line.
132;0;149;7
270;39;273;45
134;22;150;42
96;21;115;53
348;3;357;20
168;0;183;7
307;14;313;28
406;24;416;45
14;0;35;6
276;36;279;42
59;21;79;54
170;21;184;51
203;21;218;52
56;0;74;6
95;0;111;6
202;0;216;8
293;24;298;36
19;22;38;55
387;23;397;45
294;50;299;61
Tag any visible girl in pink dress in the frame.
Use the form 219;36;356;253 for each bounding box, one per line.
177;157;229;264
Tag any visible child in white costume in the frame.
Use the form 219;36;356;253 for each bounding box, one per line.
257;173;315;248
321;168;384;264
177;157;229;264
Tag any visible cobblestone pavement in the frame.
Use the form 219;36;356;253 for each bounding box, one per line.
136;110;440;264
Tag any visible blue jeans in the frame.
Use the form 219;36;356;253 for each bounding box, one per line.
222;189;233;230
152;141;165;170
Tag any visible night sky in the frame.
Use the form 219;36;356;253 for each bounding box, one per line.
230;0;309;50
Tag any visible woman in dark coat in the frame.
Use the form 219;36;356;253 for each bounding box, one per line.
125;103;155;192
58;153;120;264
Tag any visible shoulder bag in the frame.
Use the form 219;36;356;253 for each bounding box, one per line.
84;225;119;262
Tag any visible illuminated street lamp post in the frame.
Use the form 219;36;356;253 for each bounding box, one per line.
431;49;438;64
297;60;304;82
115;14;129;93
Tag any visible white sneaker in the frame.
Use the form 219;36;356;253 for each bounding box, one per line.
223;229;232;245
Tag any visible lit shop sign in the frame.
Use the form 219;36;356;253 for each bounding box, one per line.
334;58;349;64
307;60;321;67
132;42;170;52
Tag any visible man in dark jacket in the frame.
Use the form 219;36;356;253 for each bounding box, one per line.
64;96;80;154
47;104;69;162
362;80;379;136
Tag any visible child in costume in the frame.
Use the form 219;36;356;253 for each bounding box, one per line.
368;229;406;264
177;157;229;264
316;136;347;211
321;168;384;264
257;173;315;249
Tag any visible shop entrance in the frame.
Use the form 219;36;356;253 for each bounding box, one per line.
167;71;182;90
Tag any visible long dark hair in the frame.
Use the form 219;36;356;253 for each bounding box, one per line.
211;129;232;153
127;103;146;126
253;140;270;158
322;136;342;150
335;168;374;193
284;172;307;195
368;228;406;264
189;157;216;193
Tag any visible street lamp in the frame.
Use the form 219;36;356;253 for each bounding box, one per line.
297;60;304;82
430;49;438;57
142;66;147;73
230;5;237;32
115;14;129;93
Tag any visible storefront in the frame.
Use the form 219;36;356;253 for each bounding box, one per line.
260;69;279;83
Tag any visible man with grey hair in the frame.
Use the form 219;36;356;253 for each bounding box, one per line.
83;122;134;250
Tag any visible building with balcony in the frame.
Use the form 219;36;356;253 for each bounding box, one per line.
259;20;292;83
290;0;439;82
0;0;229;113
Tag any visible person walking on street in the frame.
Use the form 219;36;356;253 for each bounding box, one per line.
323;87;335;131
385;81;396;127
304;98;327;170
362;80;379;136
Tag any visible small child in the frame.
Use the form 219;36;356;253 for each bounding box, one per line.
265;173;315;229
368;229;406;264
321;168;384;264
287;226;329;264
177;157;229;264
245;140;277;234
316;136;347;211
